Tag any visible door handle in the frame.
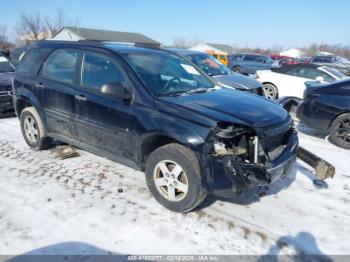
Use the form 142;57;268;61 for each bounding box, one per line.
35;82;44;88
75;94;87;102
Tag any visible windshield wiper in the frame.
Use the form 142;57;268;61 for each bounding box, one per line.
186;87;209;94
159;90;188;97
160;87;212;97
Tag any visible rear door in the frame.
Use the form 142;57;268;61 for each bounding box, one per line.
38;48;82;139
74;49;135;158
251;55;271;72
242;55;259;74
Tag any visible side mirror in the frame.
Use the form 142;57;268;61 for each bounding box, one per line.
315;76;324;82
100;82;132;100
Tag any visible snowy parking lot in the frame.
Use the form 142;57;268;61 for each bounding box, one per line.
0;116;349;256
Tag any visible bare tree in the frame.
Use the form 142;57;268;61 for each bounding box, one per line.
16;12;48;43
172;37;190;48
270;45;284;54
300;43;350;58
16;9;81;44
0;26;14;51
0;26;8;42
45;8;68;36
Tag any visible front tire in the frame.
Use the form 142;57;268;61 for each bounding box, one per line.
232;66;242;73
329;113;350;149
20;107;52;150
263;83;278;100
145;143;207;212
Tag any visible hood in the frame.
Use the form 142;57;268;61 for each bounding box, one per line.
213;73;261;90
155;88;288;128
0;72;13;87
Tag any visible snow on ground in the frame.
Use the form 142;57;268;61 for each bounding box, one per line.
0;116;349;256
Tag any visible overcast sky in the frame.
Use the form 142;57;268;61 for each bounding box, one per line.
2;0;349;48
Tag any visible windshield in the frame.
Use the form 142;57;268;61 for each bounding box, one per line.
0;57;15;73
122;52;215;96
185;53;231;76
322;66;347;79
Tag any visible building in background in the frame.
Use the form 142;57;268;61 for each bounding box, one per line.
189;43;235;65
51;27;161;48
190;42;235;55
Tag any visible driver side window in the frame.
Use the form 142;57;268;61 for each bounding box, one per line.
81;51;126;93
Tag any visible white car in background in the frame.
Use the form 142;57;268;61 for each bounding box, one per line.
256;64;348;99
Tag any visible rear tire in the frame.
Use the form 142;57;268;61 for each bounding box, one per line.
329;113;350;149
262;83;278;100
232;66;242;73
20;107;52;150
145;143;207;212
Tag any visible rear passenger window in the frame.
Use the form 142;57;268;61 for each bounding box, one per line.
41;49;81;84
243;55;256;61
81;52;126;92
287;67;327;80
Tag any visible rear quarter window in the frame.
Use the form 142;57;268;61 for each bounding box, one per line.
16;48;50;75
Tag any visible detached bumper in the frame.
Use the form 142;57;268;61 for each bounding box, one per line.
206;132;298;198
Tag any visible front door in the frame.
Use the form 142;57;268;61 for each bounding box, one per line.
74;50;135;158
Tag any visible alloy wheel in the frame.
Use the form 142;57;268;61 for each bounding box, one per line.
334;118;350;143
24;115;39;143
153;160;189;202
263;84;277;99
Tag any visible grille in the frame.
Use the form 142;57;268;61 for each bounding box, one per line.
0;85;12;92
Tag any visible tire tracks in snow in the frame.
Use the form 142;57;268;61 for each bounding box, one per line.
0;138;275;254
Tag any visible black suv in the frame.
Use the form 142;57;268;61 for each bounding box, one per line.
13;41;298;212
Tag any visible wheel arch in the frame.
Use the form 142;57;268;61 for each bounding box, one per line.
139;125;207;170
140;133;186;171
262;81;277;87
15;97;33;117
14;87;47;124
231;65;241;71
329;111;350;129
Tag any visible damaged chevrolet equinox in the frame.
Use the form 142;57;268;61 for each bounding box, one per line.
13;41;298;212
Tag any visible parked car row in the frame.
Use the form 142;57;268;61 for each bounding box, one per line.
208;50;349;150
168;49;265;96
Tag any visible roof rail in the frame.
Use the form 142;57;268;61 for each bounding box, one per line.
36;39;104;47
77;40;105;46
